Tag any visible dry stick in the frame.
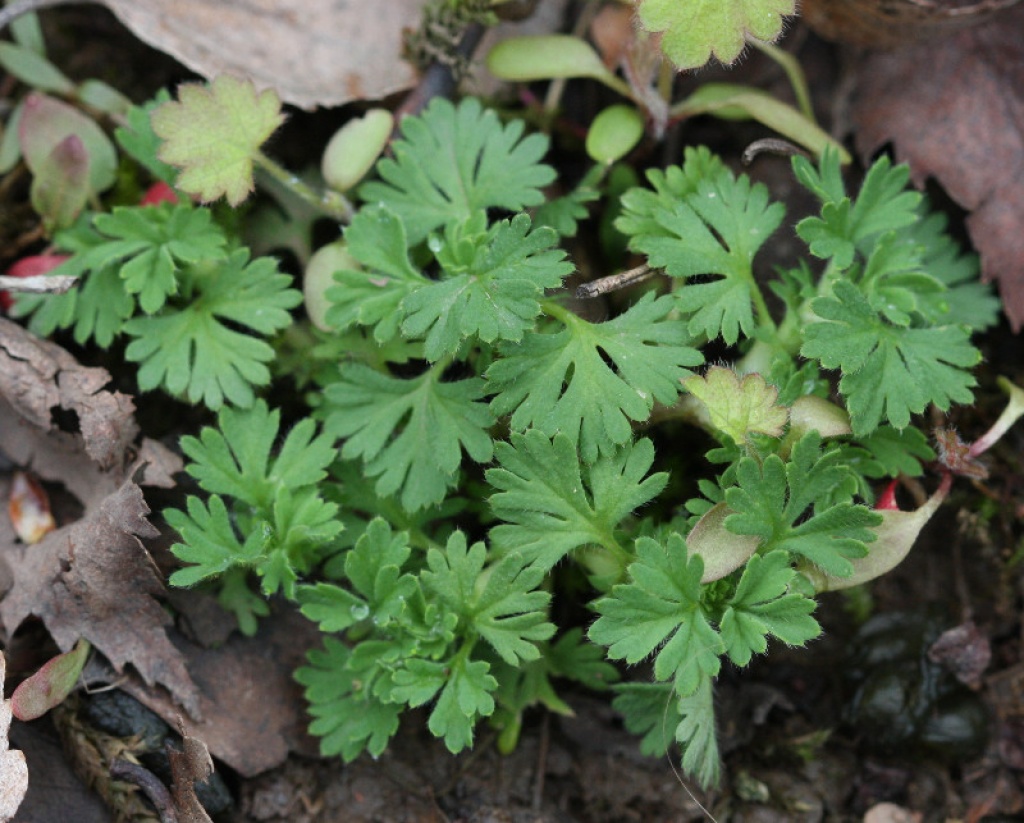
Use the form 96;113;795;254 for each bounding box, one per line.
575;263;655;299
109;759;178;823
742;138;809;166
0;0;81;32
0;273;77;293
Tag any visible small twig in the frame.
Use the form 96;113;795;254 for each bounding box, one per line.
109;759;178;823
0;273;78;293
0;0;79;32
742;138;809;166
575;263;655;299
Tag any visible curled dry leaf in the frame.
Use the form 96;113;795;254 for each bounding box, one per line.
0;656;28;823
851;4;1024;330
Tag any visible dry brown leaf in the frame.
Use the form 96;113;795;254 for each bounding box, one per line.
168;722;214;823
0;316;136;476
0;320;196;720
96;0;428;110
109;607;321;777
0;656;28;822
851;5;1024;329
0;479;201;718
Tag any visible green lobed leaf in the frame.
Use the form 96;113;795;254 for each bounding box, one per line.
487;432;668;571
723;432;881;577
123;249;301;409
428;655;498;753
322;364;494;512
636;0;795;69
151;75;285;205
180;399;336;510
166;495;266;587
795;151;921;268
422;532;554;665
92;204;227;313
488;293;702;462
590;533;724;697
718;550;819;666
324;204;428;342
296;638;403;761
801;280;980;434
623;161;784;343
683;366;788;442
674;676;721;789
401;214;572;360
359;97;554;244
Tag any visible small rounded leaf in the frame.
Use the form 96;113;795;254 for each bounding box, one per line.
487;35;624;91
152;75;285;206
18;92;117;194
321;108;393;193
30;134;90;231
687;502;760;583
305;241;359;331
586;104;644;165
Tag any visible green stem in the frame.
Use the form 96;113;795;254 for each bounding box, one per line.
748;38;815;122
254;151;354;222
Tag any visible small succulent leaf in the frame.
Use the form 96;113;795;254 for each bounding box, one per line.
18;91;117;193
30;134;90;230
10;638;90;721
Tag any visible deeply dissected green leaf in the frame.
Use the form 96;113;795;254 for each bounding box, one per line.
298;518;416;632
487;432;668;571
166;495;266;587
802;281;980;434
401;214;572;360
488;293;702;462
94;204;227;313
325;204;428;342
674;676;721;789
322;364;494;512
723;432;881;577
151;75;285;205
296;638;403;760
795;151;921;268
180;398;336;512
123;250;301;409
622;159;784;343
422;532;554;665
718;550;819;666
590;533;724;697
359;97;554;244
